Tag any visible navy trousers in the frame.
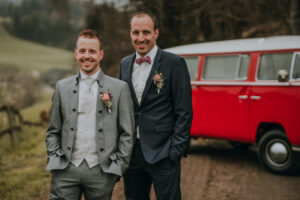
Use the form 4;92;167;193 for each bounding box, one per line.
124;145;181;200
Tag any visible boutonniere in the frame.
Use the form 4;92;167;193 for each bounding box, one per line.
153;72;164;93
100;90;113;113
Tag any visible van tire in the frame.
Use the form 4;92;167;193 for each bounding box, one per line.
258;129;299;175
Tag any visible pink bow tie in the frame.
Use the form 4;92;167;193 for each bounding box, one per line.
136;56;151;65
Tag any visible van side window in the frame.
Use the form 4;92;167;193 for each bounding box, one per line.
238;55;250;80
258;53;293;80
183;56;199;80
292;53;300;80
202;55;250;80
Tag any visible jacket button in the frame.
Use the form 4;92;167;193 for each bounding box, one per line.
73;90;77;93
68;147;71;150
72;108;76;112
100;148;104;152
99;110;103;114
99;129;102;132
70;128;74;131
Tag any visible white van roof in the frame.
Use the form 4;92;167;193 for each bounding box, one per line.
164;35;300;55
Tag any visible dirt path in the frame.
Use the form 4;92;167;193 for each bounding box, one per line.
112;139;300;200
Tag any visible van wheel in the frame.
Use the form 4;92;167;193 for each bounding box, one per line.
229;141;251;149
258;129;299;174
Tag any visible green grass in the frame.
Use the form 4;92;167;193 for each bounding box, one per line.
0;97;52;200
0;17;74;72
0;17;76;200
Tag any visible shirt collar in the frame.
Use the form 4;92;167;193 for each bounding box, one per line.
135;45;158;63
80;68;100;80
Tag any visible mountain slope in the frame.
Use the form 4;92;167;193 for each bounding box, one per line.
0;19;74;72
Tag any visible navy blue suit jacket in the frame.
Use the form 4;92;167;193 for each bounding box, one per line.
119;47;193;164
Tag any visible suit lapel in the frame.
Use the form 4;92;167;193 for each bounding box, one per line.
70;75;79;124
69;75;79;148
126;54;139;107
140;48;162;107
96;70;105;145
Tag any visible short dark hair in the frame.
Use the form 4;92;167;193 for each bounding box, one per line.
76;29;103;49
130;11;159;30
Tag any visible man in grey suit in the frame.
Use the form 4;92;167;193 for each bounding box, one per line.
46;29;135;200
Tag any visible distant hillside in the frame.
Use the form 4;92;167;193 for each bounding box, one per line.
0;19;74;72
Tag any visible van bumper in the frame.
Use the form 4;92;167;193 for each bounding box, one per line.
292;146;300;152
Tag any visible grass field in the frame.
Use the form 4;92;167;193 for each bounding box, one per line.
0;18;74;72
0;96;52;200
0;17;75;200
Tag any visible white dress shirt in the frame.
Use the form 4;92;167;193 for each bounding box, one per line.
70;69;100;168
131;45;158;138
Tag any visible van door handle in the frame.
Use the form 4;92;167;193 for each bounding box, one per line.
238;95;248;100
250;95;261;100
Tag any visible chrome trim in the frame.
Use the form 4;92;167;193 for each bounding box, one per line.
250;95;261;100
255;55;261;81
238;95;248;100
291;82;300;86
190;81;294;86
290;53;297;81
191;81;251;86
269;142;289;163
250;82;290;86
292;146;300;152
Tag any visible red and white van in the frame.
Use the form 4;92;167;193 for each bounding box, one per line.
166;36;300;174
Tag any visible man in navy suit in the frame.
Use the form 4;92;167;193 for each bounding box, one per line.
119;11;193;200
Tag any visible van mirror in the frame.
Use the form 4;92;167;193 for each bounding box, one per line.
277;69;289;82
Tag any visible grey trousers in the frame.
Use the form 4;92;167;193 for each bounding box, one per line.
50;160;118;200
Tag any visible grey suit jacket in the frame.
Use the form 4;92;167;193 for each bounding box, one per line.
46;70;135;177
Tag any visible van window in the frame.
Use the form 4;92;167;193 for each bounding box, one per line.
258;53;293;80
292;53;300;80
202;55;250;80
183;56;199;80
237;55;250;80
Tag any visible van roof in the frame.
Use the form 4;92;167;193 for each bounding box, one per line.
164;35;300;55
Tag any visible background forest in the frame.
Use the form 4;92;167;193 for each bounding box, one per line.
1;0;300;77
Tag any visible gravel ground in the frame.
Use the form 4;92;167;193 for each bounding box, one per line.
112;138;300;200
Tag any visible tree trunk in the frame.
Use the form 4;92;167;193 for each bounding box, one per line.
291;0;300;34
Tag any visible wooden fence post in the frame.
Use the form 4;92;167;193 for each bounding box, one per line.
6;106;15;147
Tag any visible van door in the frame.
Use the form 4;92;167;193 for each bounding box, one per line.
194;54;251;141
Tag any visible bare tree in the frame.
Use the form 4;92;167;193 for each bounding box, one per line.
291;0;300;34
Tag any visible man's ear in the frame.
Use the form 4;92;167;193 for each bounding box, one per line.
74;49;77;57
155;29;159;40
99;49;104;61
